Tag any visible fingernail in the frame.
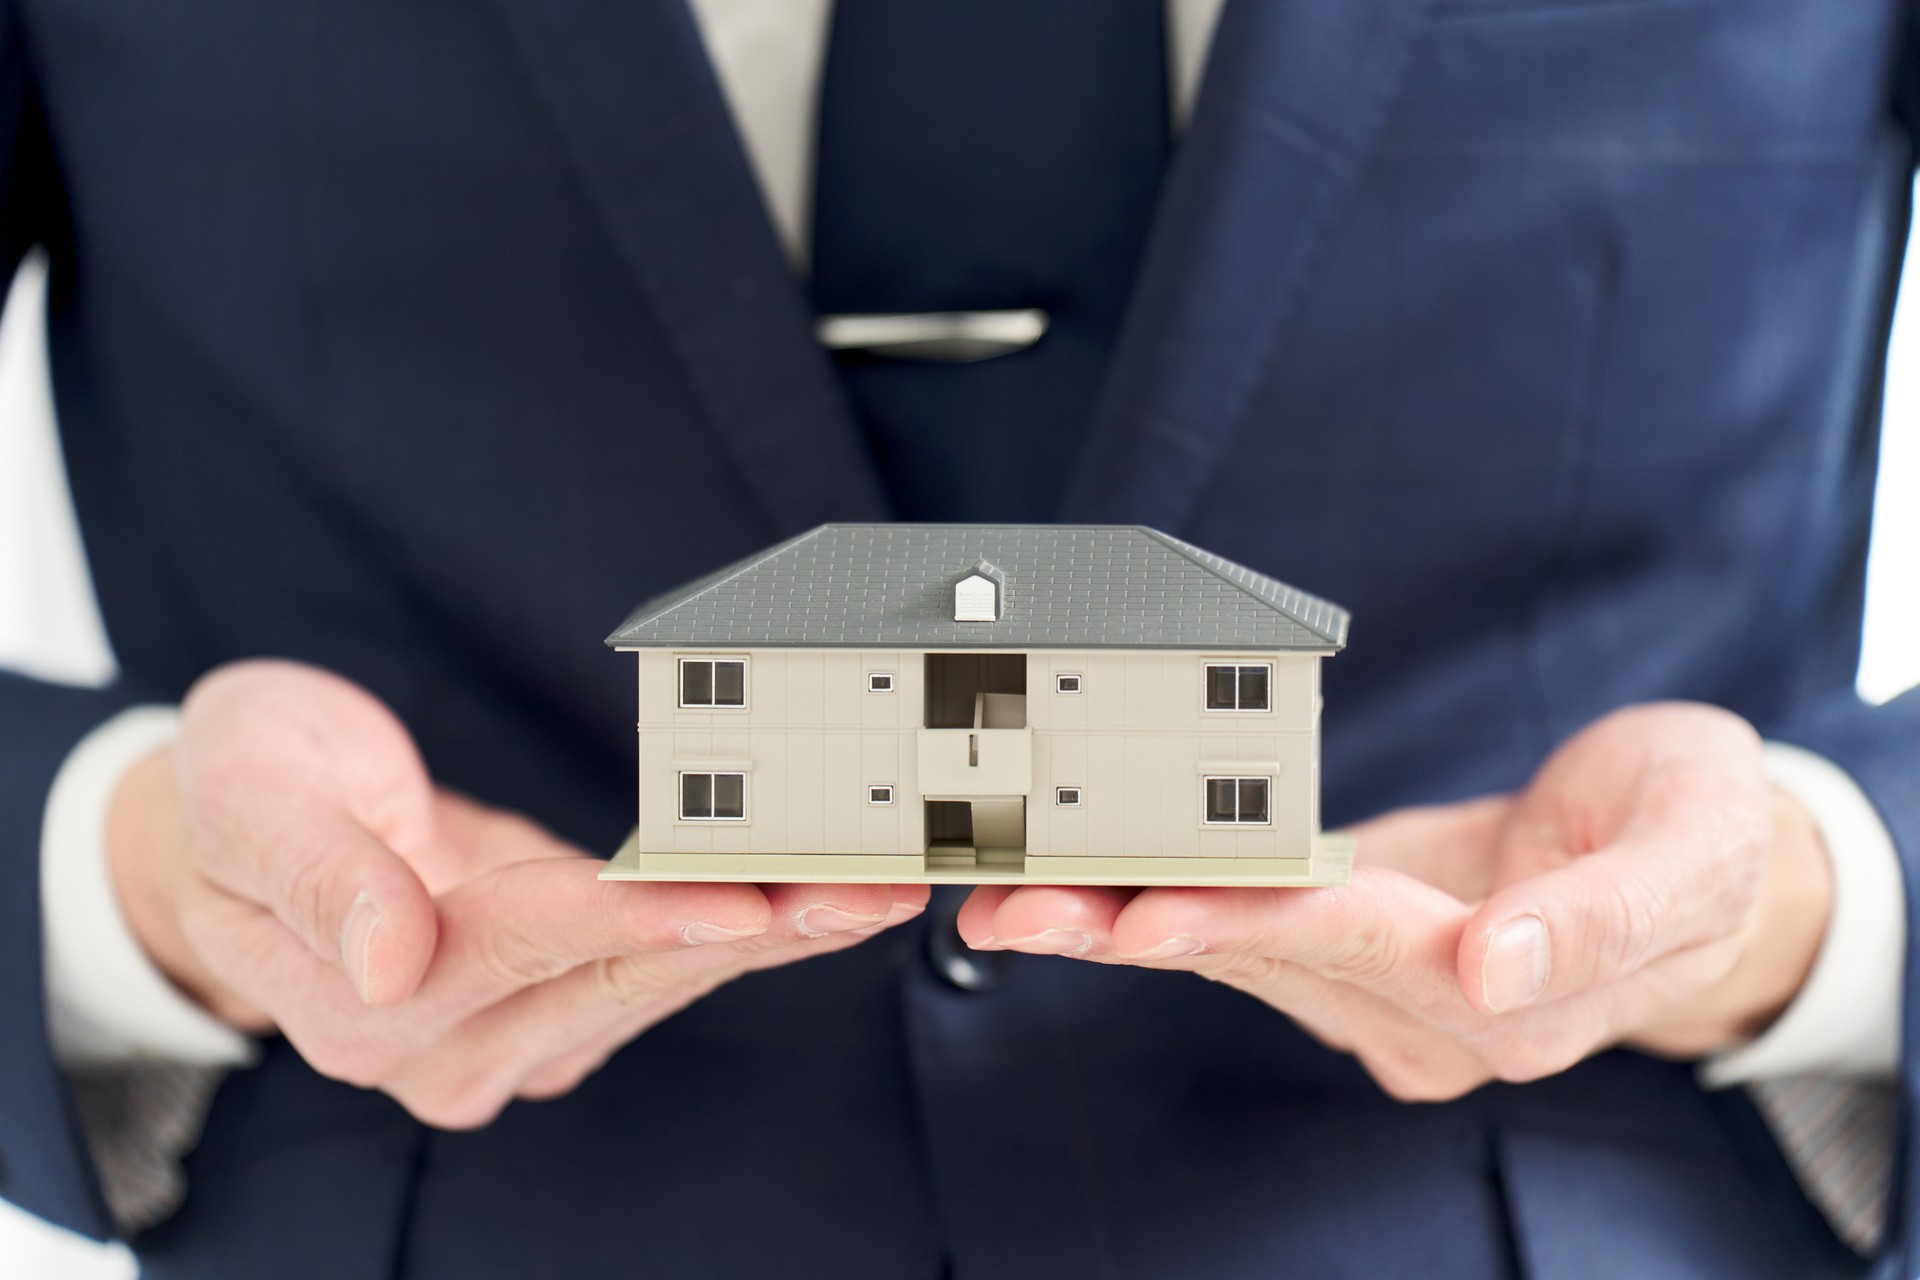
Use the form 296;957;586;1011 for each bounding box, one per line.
1120;935;1206;962
989;928;1094;957
1482;913;1551;1012
681;921;761;946
798;905;888;937
340;892;380;1005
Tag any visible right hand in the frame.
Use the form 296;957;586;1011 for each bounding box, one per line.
108;659;927;1128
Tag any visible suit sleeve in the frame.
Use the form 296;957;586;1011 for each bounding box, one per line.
0;0;159;1241
0;674;157;1239
1772;686;1920;1264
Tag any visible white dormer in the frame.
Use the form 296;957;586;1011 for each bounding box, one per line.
954;574;997;622
953;561;1003;622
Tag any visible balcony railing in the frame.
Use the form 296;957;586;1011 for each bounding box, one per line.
917;727;1032;797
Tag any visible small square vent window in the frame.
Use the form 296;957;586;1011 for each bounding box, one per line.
1055;787;1082;807
1055;674;1082;694
868;672;895;693
868;785;895;806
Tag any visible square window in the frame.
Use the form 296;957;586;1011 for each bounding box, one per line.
1203;777;1271;825
868;672;895;693
868;785;894;806
680;771;747;820
679;658;747;708
1055;674;1082;694
1055;786;1082;807
1204;663;1272;712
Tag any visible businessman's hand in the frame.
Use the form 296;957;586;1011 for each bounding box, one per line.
109;659;926;1128
959;703;1833;1099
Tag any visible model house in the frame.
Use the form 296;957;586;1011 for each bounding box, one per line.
602;525;1352;886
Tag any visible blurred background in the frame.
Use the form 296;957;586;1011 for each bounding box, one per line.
3;191;1917;1273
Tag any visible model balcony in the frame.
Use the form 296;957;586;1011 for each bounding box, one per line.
917;727;1032;797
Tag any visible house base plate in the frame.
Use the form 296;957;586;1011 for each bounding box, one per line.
600;831;1356;887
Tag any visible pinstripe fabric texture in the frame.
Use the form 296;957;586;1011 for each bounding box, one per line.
69;1061;226;1233
1749;1073;1900;1256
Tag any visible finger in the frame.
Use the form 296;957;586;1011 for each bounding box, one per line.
1347;794;1518;901
393;892;930;1127
517;896;931;1102
760;880;905;939
177;874;432;1092
955;885;1018;946
1109;868;1476;1019
195;795;439;1007
405;789;588;895
1459;763;1771;1015
420;869;915;1020
965;886;1136;959
176;871;336;1028
966;878;1503;1102
417;856;776;1019
1116;931;1495;1103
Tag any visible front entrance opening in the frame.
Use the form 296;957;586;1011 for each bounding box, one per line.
923;654;1029;874
924;797;1027;873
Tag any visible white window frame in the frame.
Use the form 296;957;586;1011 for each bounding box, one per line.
1200;776;1272;827
679;771;748;822
868;784;895;806
868;672;895;694
1054;786;1083;807
1055;673;1083;695
1202;662;1273;713
678;656;749;709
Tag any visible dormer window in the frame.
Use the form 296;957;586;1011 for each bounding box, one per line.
952;559;1005;622
954;574;997;622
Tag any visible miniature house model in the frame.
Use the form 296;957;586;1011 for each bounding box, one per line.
602;525;1353;886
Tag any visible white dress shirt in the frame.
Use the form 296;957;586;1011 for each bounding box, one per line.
42;0;1903;1096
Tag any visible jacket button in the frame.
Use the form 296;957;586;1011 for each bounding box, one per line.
922;886;1019;993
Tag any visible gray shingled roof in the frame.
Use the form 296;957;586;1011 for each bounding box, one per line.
606;525;1349;651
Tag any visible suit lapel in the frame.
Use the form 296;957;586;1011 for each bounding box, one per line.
486;0;890;534
1062;0;1434;528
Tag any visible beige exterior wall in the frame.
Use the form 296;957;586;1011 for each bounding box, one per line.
1026;651;1320;860
630;648;1324;860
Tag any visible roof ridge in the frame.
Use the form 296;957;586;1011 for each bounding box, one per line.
1135;528;1349;646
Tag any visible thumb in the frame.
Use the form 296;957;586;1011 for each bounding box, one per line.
180;660;445;1007
1456;829;1751;1016
219;796;442;1008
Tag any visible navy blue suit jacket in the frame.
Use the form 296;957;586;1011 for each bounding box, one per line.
1;2;1916;1276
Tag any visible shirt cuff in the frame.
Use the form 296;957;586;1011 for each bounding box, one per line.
1699;742;1905;1086
40;705;256;1068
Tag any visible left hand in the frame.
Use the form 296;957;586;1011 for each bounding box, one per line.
957;702;1835;1100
